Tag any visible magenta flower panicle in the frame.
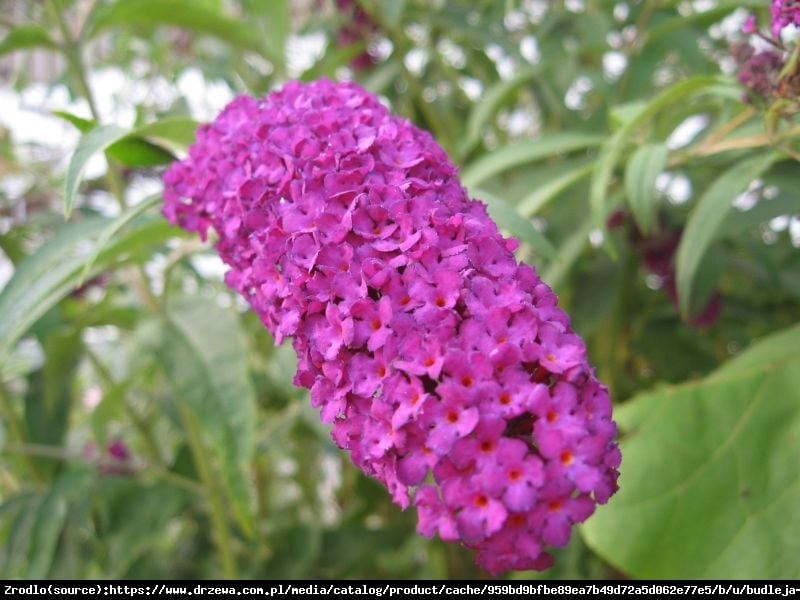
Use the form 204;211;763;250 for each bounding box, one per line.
163;79;620;575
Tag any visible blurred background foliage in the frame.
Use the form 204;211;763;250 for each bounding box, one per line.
1;0;798;580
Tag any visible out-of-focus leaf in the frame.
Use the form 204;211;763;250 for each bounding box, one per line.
0;216;174;366
461;133;604;188
26;470;93;579
460;68;541;158
64;119;198;216
583;322;800;578
241;0;288;67
675;152;779;317
79;194;162;284
517;161;594;217
473;188;557;259
88;0;263;53
0;25;57;56
24;328;82;454
625;144;669;235
158;296;257;534
64;125;127;218
376;0;407;29
591;75;725;226
52;111;93;133
543;219;594;292
94;479;187;578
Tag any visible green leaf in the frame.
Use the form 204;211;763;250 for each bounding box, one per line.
158;296;257;534
64;125;127;218
0;216;174;366
78;194;162;285
460;68;541;158
88;0;263;53
473;188;556;259
517;161;594;217
624;144;669;235
590;75;725;227
583;322;800;579
675;152;779;318
0;25;57;56
241;0;288;67
64;119;198;216
461;133;604;188
26;470;93;579
24;328;82;453
52;110;94;133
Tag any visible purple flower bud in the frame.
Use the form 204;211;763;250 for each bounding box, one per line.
743;14;758;34
163;80;620;574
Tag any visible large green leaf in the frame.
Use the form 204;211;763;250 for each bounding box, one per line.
88;0;263;53
461;133;604;188
583;323;800;579
675;152;779;317
624;144;669;235
0;25;57;56
0;216;174;366
157;296;257;534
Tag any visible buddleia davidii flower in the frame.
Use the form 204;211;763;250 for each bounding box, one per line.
771;0;800;38
162;79;620;575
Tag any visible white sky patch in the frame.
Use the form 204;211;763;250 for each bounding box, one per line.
602;51;627;81
520;35;541;64
285;31;328;78
613;3;630;22
460;77;483;101
657;172;693;205
565;76;593;111
404;47;429;76
666;114;709;150
589;228;605;248
176;68;235;121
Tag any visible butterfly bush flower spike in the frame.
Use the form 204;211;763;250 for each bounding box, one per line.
163;79;621;575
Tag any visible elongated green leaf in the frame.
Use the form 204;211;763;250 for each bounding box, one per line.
88;0;263;53
64;125;127;217
583;322;800;579
79;194;162;284
675;153;779;317
52;110;94;133
0;216;174;366
473;188;556;259
158;296;257;534
624;144;669;235
461;133;604;188
0;25;57;56
64;118;198;216
460;68;541;158
517;161;594;217
121;117;199;153
241;0;288;67
590;75;725;227
26;470;93;579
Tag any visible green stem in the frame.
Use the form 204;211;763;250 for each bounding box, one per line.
46;0;127;211
179;404;238;579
